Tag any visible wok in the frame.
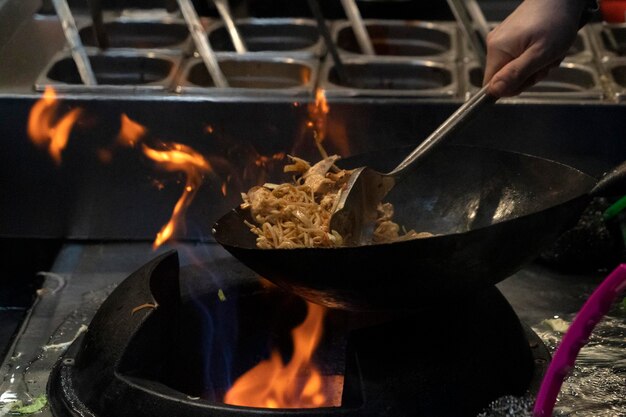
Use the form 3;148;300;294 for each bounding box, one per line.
212;144;626;311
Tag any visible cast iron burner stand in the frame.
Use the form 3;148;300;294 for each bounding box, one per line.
48;250;549;417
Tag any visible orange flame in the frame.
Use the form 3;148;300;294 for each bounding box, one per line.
118;113;147;147
308;88;330;159
27;86;82;165
254;152;286;168
142;142;212;248
224;302;342;408
291;88;350;159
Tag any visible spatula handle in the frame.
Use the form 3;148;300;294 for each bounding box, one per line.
389;85;495;177
213;0;247;53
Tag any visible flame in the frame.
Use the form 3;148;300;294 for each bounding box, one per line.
224;302;342;408
113;114;213;248
27;86;82;164
142;142;212;248
291;88;350;159
118;113;147;147
308;88;330;159
97;148;113;164
254;152;286;168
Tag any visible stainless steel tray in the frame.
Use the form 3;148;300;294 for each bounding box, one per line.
331;19;459;62
78;19;191;54
34;50;182;93
600;57;626;102
564;26;596;64
205;18;324;58
589;22;626;59
74;13;193;55
319;56;459;98
463;60;606;101
175;54;318;97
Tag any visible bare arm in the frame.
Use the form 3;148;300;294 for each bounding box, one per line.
483;0;588;97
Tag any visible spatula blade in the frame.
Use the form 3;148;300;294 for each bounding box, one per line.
329;167;395;245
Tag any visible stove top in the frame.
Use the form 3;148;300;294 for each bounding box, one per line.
0;242;625;416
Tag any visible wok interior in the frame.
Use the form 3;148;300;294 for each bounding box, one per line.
352;144;596;237
214;145;597;249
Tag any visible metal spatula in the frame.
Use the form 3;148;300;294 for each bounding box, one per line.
212;0;247;53
329;85;495;245
178;0;229;88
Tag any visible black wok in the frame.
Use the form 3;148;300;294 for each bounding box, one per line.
212;144;626;311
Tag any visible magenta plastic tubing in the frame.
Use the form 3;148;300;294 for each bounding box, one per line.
533;263;626;417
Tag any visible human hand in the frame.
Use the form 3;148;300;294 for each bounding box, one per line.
482;0;587;97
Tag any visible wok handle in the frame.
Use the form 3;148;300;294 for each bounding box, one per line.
389;85;496;178
590;159;626;197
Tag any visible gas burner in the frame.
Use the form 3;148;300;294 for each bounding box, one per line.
48;250;549;417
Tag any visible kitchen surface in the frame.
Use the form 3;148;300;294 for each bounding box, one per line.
1;0;626;416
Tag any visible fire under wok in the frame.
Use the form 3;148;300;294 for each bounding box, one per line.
212;144;626;311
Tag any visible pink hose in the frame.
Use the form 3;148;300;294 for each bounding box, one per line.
533;264;626;417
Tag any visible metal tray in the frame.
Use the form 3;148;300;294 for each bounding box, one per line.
562;26;596;64
205;18;324;58
34;50;181;93
319;56;459;98
463;60;606;101
331;19;459;61
589;22;626;59
175;54;318;97
601;58;626;102
77;18;192;54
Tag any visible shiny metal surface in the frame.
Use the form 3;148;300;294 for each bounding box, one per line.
35;50;182;93
329;86;493;244
176;54;318;96
307;0;349;84
340;0;375;55
78;18;192;53
50;0;97;85
212;0;247;54
177;0;228;88
206;18;324;58
0;0;622;241
320;57;458;97
332;19;459;61
565;26;596;64
86;0;108;49
447;0;486;66
589;22;626;59
602;58;626;102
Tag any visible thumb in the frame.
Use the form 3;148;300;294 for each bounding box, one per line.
487;46;547;97
483;47;515;88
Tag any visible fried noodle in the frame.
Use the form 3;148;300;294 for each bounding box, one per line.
240;155;432;248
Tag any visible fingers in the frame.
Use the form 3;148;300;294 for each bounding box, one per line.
482;42;515;88
506;67;551;96
486;45;551;97
488;54;565;97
